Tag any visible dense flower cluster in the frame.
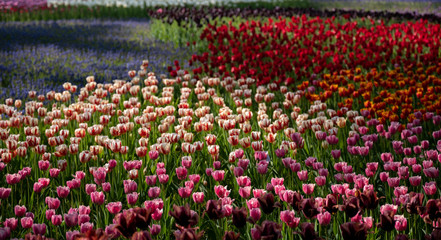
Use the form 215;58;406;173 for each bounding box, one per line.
181;16;441;123
149;6;441;26
2;4;441;240
0;0;48;12
0;57;440;239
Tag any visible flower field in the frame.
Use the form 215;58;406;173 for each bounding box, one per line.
2;2;441;240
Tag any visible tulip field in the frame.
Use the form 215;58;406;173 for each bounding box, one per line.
2;1;441;240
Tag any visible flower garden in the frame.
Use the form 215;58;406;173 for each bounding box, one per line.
1;1;441;239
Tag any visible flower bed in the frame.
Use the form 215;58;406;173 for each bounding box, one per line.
1;5;441;240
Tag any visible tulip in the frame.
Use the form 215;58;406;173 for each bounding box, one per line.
423;181;437;195
64;213;78;227
123;180;137;194
148;187;161;198
57;186;70;198
14;205;26;217
51;215;62;226
317;211;331;225
80;222;93;233
32;223;46;235
280;210;300;228
91;191;105;205
21;217;33;229
149;224;161;236
176;166;188;180
302;184;315;195
4;218;18;230
315;176;326;186
297;170;308;181
46;197;60;209
249;208;262;223
158;174;169;184
169;204;199;227
212;170;225;181
178;187;192;198
66;230;80;240
145;175;157;186
85;184;96;195
239;187;251;199
394;215;407;231
102;182;111;192
126;192;139;205
107;202;122;214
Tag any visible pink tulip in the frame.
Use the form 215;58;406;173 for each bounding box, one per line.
45;197;60;209
38;160;50;171
106;202;122;214
182;157;192;168
176;166;188;180
317;211;331;225
57;186;70;198
149;224;161;236
412;164;422;173
4;218;18;230
250;208;261;222
33;182;44;193
149;150;159;160
85;184;96;195
423;181;437;195
315;176;326;186
49;168;60;178
38;178;50;187
280;210;300;228
158;174;169;184
214;185;230;198
394;215;407;231
152;208;163;221
212;170;225;181
14;205;26;217
66;230;80;240
424;167;439;178
379;172;389;182
126;192;138;205
297;170;308;181
178;187;192;198
302;184;315;195
32;223;46;235
21;217;33;229
189;174;200;183
145;175;157;186
239;187;252;198
0;187;11;199
246;198;260;210
192;192;205;204
46;209;55;221
238;159;250;170
380;204;398;215
80;222;93;233
66;179;81;189
64;213;79;227
51;215;62;226
257;161;268;174
6;173;20;185
102;182;111;192
409;176;421;186
91;191;105;205
148;187;161;198
123;180;137;194
78;214;90;225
